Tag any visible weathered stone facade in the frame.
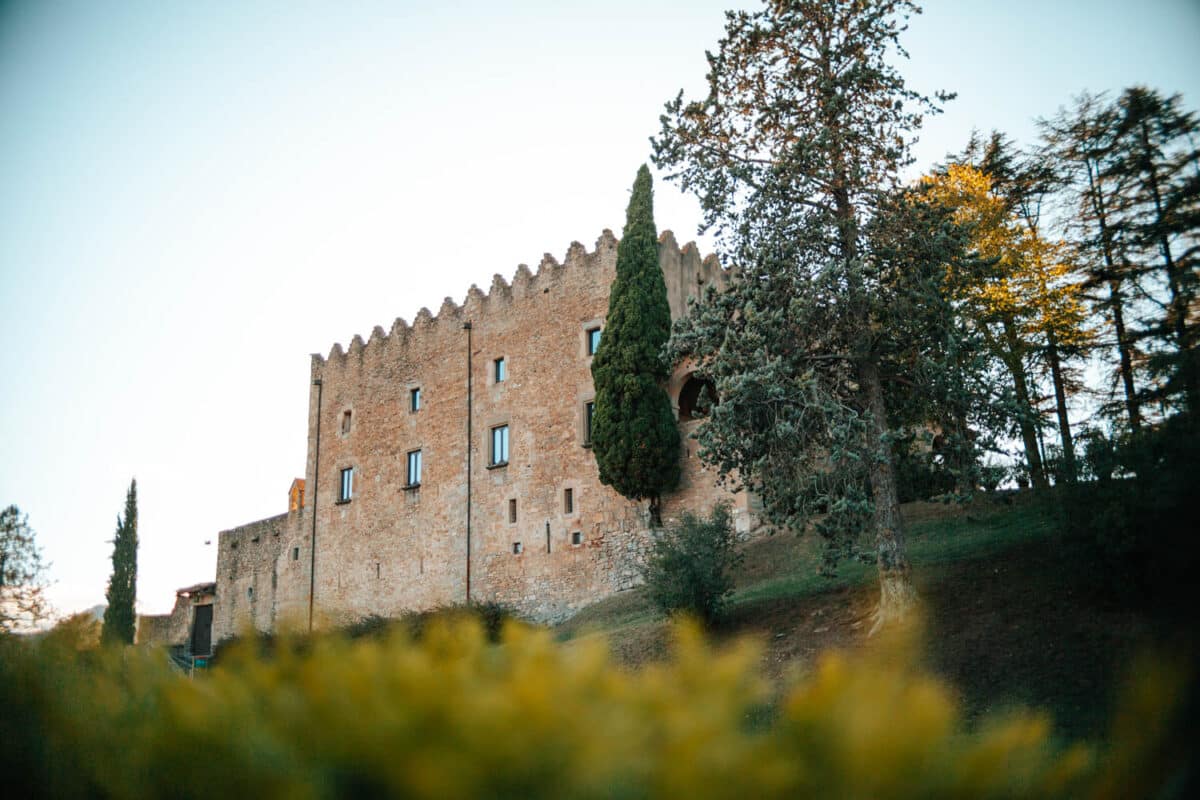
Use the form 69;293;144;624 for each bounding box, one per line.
211;230;755;642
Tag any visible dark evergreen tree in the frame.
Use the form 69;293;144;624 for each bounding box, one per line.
1106;88;1200;415
1041;94;1145;432
590;165;680;525
654;0;983;629
1;505;50;633
102;479;138;645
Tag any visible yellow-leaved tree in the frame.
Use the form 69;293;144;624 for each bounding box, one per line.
924;163;1092;485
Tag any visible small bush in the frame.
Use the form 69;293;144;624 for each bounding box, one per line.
641;503;743;625
1058;414;1200;616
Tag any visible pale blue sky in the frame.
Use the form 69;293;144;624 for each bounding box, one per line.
2;0;1197;616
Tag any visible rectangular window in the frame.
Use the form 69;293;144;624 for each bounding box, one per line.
564;488;574;514
406;449;422;486
494;357;506;382
338;467;353;502
572;531;582;546
342;410;352;434
490;424;509;466
508;498;517;524
292;546;300;561
512;541;523;555
584;401;595;445
587;327;602;355
410;387;421;412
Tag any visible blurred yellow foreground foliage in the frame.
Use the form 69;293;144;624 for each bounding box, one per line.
0;615;1188;798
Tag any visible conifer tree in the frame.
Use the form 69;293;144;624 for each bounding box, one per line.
1;505;51;633
590;165;680;525
102;479;138;645
654;0;982;629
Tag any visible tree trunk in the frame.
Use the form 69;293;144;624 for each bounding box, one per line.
1110;278;1142;430
1086;160;1142;430
860;359;917;634
1045;332;1077;482
1002;317;1049;489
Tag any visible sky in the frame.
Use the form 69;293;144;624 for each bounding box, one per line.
2;0;1197;617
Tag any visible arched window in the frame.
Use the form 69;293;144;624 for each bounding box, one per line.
678;376;717;421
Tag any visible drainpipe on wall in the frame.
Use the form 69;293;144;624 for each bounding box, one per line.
463;321;473;605
309;377;323;633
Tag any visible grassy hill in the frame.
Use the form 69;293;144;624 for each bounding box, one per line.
556;491;1167;741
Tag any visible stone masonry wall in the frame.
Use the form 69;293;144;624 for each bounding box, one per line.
213;230;754;635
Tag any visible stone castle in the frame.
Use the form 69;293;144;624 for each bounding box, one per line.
140;229;758;652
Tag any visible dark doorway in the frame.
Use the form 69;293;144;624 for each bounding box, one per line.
191;604;213;656
678;376;717;421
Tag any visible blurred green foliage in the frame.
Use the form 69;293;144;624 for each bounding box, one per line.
1;611;1189;798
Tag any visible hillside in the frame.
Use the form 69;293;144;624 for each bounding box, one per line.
555;492;1165;740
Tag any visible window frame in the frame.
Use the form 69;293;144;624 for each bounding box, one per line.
586;327;602;355
410;387;421;413
489;424;510;467
338;467;354;503
406;449;423;487
584;401;595;446
564;487;574;515
494;357;507;383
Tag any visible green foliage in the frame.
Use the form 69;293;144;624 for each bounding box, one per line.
0;505;50;634
590;165;679;513
102;478;138;646
640;504;743;626
891;435;957;504
653;1;988;587
1;610;1188;798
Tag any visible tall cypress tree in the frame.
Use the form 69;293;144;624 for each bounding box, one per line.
102;479;138;645
591;165;679;525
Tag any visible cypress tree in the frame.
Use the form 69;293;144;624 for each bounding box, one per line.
590;165;679;525
102;478;138;645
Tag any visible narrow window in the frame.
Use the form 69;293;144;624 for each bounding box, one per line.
490;424;509;466
338;467;354;502
376;563;381;579
342;410;352;434
247;586;254;599
410;387;421;412
407;449;423;486
512;541;523;555
587;327;601;355
564;488;574;514
572;531;582;546
494;357;506;382
292;546;299;561
508;498;517;524
584;402;595;445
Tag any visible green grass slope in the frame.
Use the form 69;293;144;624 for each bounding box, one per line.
556;492;1162;740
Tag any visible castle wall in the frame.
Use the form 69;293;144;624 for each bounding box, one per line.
217;230;754;634
213;513;293;642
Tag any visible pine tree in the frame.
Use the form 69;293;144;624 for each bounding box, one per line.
590;165;680;525
1106;88;1200;414
653;0;982;629
101;479;138;645
1042;94;1145;432
1;505;51;633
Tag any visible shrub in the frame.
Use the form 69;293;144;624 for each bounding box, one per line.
641;503;743;625
1058;414;1200;617
0;615;1188;798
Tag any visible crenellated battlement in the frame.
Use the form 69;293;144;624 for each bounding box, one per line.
211;222;752;636
314;228;723;369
